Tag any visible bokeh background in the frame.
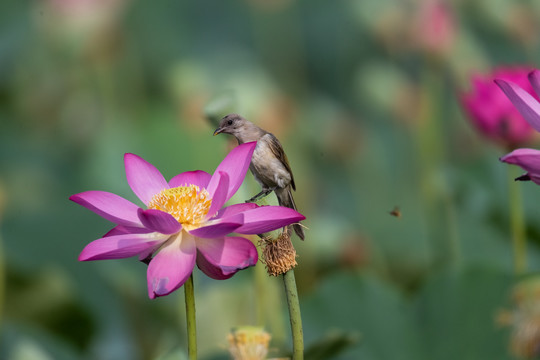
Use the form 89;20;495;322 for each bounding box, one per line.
3;0;540;359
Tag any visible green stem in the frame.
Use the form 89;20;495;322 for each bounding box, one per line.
184;273;197;360
0;235;4;327
283;269;304;360
508;166;527;274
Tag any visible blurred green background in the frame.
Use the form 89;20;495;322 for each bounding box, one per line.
2;0;540;359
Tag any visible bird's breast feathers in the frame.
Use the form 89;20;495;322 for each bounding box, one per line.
251;137;291;189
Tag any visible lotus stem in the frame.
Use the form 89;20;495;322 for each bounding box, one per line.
184;273;197;360
283;269;304;359
508;167;527;274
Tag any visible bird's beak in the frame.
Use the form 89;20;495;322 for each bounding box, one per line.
213;127;223;136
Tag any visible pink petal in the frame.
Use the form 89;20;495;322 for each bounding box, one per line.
70;191;142;227
188;214;244;238
196;236;258;280
512;172;540;186
500;148;540;174
169;170;211;189
137;208;182;235
212;142;257;200
125;153;169;206
233;206;306;234
79;233;168;261
529;70;540;98
213;202;258;219
103;225;152;237
147;233;196;299
495;79;540;133
529;174;540;186
205;171;229;219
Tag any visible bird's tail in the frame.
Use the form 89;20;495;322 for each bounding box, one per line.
276;187;305;240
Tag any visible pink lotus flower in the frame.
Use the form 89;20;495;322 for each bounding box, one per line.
461;67;538;148
496;70;540;183
70;142;305;299
500;149;540;185
495;69;540;134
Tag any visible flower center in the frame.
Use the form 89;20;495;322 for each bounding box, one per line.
148;185;212;227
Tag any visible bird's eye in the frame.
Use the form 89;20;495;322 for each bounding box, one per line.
227;120;233;125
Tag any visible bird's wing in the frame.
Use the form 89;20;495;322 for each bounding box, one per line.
267;133;296;191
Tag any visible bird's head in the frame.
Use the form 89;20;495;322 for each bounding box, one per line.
213;113;247;137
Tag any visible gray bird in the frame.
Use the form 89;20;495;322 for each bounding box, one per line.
213;114;305;240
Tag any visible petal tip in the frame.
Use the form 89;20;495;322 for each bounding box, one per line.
500;152;517;164
515;174;531;182
78;251;90;261
137;208;182;235
124;152;143;167
124;153;137;166
494;78;512;91
248;251;258;267
244;141;258;149
148;275;190;299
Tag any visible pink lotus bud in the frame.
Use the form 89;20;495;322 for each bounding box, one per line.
414;0;456;56
461;67;538;148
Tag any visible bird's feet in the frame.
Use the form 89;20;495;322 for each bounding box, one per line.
245;188;276;203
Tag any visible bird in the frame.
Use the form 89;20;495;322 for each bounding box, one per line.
213;113;305;240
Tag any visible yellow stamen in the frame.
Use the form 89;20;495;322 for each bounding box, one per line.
148;185;212;227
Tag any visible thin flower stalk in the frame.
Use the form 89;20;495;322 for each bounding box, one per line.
258;228;303;359
508;166;527;273
283;268;303;360
184;274;197;360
